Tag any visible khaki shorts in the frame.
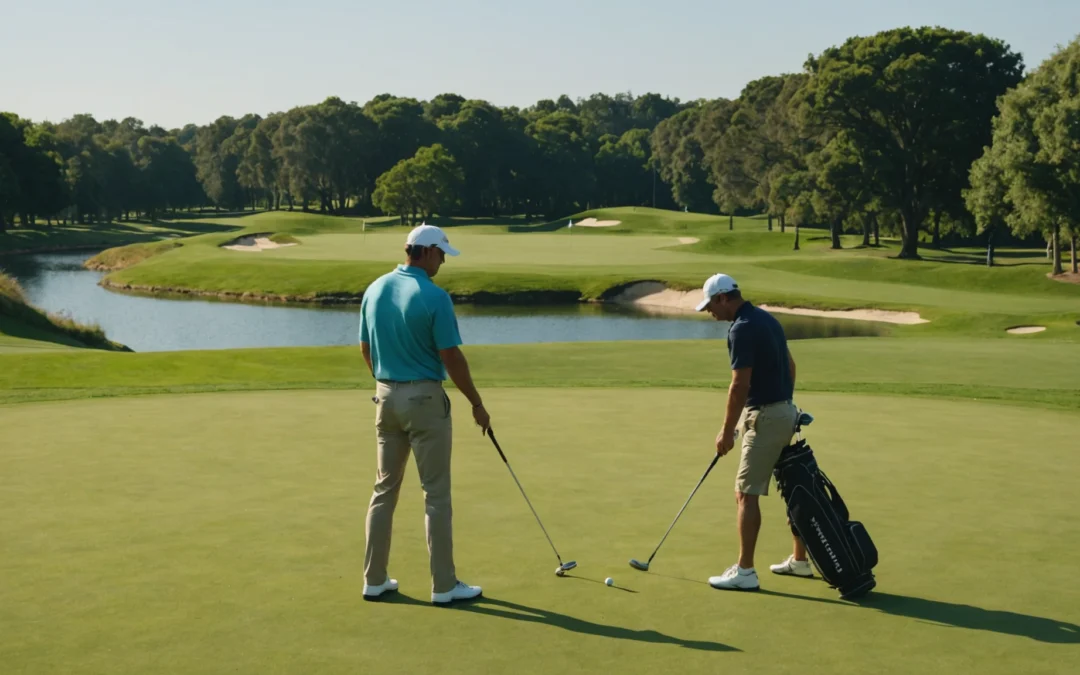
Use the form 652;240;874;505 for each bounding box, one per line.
736;401;798;496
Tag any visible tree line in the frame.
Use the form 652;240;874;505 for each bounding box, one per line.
2;26;1078;270
0;91;681;231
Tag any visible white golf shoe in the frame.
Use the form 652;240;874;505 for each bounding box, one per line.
432;580;483;606
362;576;399;601
709;564;760;591
770;555;814;578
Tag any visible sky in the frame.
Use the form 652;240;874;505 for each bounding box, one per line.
2;0;1078;129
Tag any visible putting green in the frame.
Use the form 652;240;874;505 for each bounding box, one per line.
2;388;1077;674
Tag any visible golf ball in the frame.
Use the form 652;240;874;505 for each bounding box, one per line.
555;567;565;577
605;577;614;586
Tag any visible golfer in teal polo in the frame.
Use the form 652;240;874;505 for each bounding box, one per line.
359;224;490;606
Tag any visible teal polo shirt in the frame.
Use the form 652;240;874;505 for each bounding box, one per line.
359;265;463;382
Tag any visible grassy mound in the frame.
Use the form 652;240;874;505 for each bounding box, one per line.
85;239;183;271
0;272;129;352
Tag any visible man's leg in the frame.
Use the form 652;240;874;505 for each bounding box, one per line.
712;403;798;590
737;492;761;569
402;382;457;594
793;534;808;561
364;385;411;587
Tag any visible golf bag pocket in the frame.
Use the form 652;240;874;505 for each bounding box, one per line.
847;521;878;570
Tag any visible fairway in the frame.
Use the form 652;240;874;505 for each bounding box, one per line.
89;209;1080;327
247;230;708;265
2;388;1078;675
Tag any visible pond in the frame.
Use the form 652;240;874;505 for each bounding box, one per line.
0;252;887;352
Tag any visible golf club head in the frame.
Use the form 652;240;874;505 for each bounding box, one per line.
628;558;649;571
798;411;814;428
555;561;577;576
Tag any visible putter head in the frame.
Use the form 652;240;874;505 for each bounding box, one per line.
555;561;577;576
798;411;814;428
628;558;649;571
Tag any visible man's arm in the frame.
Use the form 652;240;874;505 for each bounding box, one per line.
718;321;754;455
718;367;752;455
788;348;796;387
440;346;491;431
361;341;374;377
440;347;482;406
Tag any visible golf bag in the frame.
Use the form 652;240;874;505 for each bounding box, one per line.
773;439;877;600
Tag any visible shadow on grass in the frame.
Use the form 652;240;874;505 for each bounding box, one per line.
563;573;639;593
856;592;1080;644
630;571;1078;644
381;594;738;652
155;220;240;234
758;588;1080;644
426;215;539;229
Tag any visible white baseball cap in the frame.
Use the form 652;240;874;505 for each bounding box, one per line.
695;273;739;311
406;224;460;256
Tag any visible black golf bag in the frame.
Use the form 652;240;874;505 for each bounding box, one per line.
773;439;877;600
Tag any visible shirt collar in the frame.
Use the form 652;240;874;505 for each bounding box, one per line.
734;301;754;320
396;264;430;279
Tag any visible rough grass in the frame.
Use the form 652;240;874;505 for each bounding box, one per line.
2;337;1078;408
84;240;183;271
1;388;1077;675
759;255;1080;297
0;219;235;254
0;272;128;352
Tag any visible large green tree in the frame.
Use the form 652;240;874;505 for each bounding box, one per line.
372;144;464;225
651;101;730;213
973;36;1080;275
804;27;1024;258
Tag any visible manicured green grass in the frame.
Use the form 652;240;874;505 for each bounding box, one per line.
2;337;1078;408
2;388;1077;675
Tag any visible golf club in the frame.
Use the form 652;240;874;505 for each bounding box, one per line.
629;431;737;572
486;428;576;576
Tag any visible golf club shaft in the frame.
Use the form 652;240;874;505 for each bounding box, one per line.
487;429;564;564
647;454;720;564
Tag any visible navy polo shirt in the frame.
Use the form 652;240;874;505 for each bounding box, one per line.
727;302;793;407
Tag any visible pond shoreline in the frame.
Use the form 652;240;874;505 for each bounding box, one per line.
98;276;923;325
99;278;585;307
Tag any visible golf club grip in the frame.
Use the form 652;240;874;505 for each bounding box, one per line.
704;453;720;477
486;428;508;463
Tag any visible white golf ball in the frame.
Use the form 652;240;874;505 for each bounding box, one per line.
605;577;614;586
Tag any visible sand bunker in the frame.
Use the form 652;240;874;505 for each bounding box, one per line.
678;237;700;244
572;218;622;228
758;305;929;325
609;282;930;324
223;235;297;252
1006;325;1047;334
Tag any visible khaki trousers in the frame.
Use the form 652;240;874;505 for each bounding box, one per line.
736;400;799;496
364;380;457;593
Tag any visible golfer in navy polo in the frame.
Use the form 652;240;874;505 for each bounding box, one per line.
359;224;490;606
695;273;809;591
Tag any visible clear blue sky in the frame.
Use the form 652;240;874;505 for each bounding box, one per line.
2;0;1077;129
